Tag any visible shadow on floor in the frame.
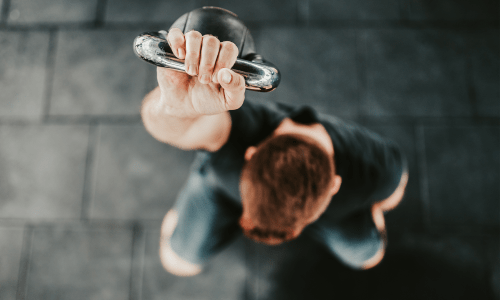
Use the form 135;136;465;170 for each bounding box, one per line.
263;242;494;300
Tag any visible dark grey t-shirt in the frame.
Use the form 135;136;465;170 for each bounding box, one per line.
199;99;407;223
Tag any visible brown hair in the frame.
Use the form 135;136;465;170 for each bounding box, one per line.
240;133;334;244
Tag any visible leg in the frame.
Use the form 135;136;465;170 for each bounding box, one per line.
361;171;408;269
160;209;203;276
160;155;242;276
374;171;408;212
305;171;408;270
305;209;385;270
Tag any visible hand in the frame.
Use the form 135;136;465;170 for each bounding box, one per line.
157;28;246;118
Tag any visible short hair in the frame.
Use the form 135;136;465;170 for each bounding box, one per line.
240;133;334;244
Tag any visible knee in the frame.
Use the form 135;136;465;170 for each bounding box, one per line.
159;241;203;277
159;209;203;277
340;239;386;270
161;209;178;238
360;241;386;270
377;171;408;212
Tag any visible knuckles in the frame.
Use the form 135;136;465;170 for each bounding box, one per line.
165;30;241;82
200;63;214;70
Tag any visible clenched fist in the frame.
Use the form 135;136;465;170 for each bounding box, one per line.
157;28;246;118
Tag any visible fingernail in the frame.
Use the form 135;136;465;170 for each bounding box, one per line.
178;48;185;59
221;69;232;84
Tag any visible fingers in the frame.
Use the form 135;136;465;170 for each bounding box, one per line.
218;68;245;110
166;28;185;59
198;35;220;84
166;29;240;85
184;30;203;76
212;41;239;84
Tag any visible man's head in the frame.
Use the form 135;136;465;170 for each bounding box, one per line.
239;129;342;245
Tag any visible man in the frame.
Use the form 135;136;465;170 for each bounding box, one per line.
141;27;408;277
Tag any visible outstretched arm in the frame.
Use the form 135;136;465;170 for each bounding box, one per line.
141;28;246;152
141;87;232;151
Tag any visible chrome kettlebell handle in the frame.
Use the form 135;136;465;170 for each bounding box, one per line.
133;31;281;92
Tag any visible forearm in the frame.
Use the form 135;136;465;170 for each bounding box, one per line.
141;87;231;151
141;87;198;145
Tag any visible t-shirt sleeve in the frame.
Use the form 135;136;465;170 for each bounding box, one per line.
320;115;408;215
364;136;407;203
223;99;288;151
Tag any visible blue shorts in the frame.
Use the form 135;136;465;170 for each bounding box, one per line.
170;153;384;269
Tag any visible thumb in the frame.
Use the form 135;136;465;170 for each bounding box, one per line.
218;68;245;110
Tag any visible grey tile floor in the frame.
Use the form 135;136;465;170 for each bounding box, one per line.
0;0;498;299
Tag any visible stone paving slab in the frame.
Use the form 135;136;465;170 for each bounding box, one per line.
404;0;500;21
105;0;198;24
0;124;89;220
490;237;500;299
245;234;334;300
0;227;24;300
364;124;423;230
250;28;359;119
0;0;3;22
248;231;495;299
199;0;298;23
7;0;98;24
390;231;490;282
0;31;49;120
481;234;499;299
468;29;500;117
25;224;133;300
89;124;195;221
50;29;149;116
141;229;246;300
361;29;472;117
424;125;500;228
308;0;401;21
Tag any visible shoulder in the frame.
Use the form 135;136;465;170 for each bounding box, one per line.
319;115;407;203
221;100;290;149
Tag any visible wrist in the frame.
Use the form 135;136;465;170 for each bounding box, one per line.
154;91;201;119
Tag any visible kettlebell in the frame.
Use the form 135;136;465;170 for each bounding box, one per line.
133;6;281;92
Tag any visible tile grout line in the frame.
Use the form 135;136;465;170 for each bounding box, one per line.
415;123;432;231
1;20;499;31
0;217;497;234
398;0;410;22
15;224;34;300
42;29;58;121
465;52;480;118
80;123;99;221
129;222;146;300
43;115;142;124
254;244;260;300
95;0;108;27
354;27;367;120
0;0;10;25
136;228;146;300
481;235;495;295
297;0;309;26
1;115;498;125
244;240;252;300
128;223;137;300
